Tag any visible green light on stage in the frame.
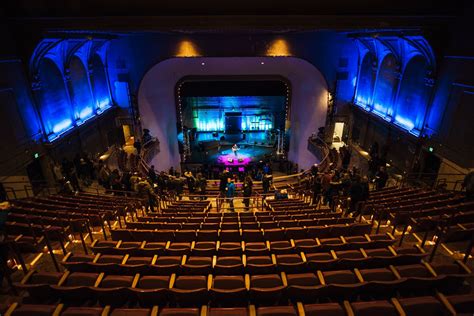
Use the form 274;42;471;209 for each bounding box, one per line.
34;153;39;159
428;147;434;153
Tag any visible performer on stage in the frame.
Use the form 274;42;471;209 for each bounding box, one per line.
232;144;239;157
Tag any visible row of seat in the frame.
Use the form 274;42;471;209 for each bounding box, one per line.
16;261;471;307
62;245;427;274
137;210;344;223
101;233;395;254
389;200;474;227
365;190;437;209
6;293;474;316
111;224;373;244
129;216;354;229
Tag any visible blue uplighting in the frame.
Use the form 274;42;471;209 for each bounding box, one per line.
31;40;115;143
78;107;94;121
353;38;436;137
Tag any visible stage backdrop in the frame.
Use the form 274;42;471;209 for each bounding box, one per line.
137;57;328;171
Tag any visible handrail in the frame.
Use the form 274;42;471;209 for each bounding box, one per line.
130;135;330;186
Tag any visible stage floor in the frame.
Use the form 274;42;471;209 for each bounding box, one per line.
187;144;274;166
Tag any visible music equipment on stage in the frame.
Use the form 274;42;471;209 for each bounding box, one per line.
238;158;243;162
228;158;234;163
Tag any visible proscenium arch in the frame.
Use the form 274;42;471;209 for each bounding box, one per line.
37;58;74;135
137;57;329;171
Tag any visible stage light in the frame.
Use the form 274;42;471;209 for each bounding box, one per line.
176;40;201;57
266;39;292;57
261;61;265;65
201;62;205;66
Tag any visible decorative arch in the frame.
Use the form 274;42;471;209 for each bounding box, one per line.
352;34;435;136
393;55;431;135
29;38;114;141
37;58;74;137
68;56;95;123
90;53;112;111
354;52;376;108
372;53;399;117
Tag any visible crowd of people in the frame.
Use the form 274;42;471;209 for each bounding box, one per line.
300;141;390;217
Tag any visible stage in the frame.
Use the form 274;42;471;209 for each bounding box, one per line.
217;148;253;166
187;142;274;166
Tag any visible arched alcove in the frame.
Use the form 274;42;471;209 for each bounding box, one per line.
37;58;74;137
394;55;430;133
372;53;398;116
355;52;376;107
90;54;111;111
69;56;95;122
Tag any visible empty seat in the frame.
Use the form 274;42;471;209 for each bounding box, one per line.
276;254;306;273
270;241;294;254
167;242;192;255
210;275;247;305
286;273;321;302
256;306;298;316
52;272;99;303
209;307;249;316
159;307;200;316
93;275;134;306
170;275;208;306
350;301;399;316
110;308;153;316
132;275;170;306
200;227;220;237
246;256;275;274
181;256;213;275
175;230;197;242
7;304;58;316
150;256;181;275
285;227;307;240
242;229;264;242
193;241;217;256
245;242;269;255
220;230;241;242
215;256;244;274
263;228;286;240
399;296;449;316
15;271;63;300
249;274;285;305
219;242;242;256
304;302;346;316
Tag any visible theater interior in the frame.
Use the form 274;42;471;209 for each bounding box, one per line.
1;1;474;315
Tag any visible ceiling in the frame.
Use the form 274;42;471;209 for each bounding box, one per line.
3;0;472;34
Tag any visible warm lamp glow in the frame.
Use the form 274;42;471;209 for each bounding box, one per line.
176;40;201;57
266;39;292;57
